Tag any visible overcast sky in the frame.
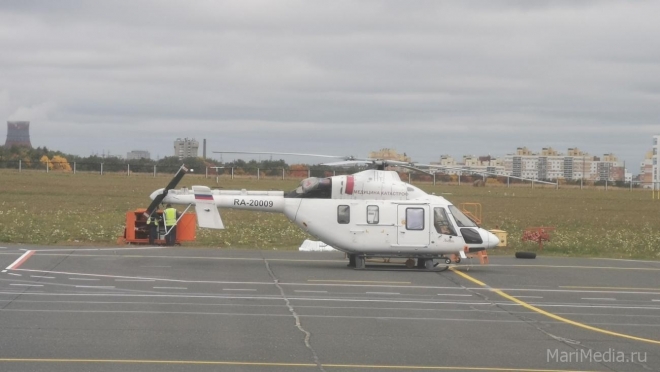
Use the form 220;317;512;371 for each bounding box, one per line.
1;1;658;170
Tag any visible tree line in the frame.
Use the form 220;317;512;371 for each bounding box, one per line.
0;145;364;174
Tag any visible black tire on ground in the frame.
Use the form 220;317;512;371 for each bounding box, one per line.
515;251;537;259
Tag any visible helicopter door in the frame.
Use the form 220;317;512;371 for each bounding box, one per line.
397;205;430;247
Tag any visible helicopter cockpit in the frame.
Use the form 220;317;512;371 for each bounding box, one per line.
285;177;332;199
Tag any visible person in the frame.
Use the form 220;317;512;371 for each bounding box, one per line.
163;204;180;246
146;212;160;245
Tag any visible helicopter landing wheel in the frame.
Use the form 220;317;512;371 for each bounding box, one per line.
444;258;452;265
405;259;415;269
347;254;356;267
354;255;366;269
454;257;461;264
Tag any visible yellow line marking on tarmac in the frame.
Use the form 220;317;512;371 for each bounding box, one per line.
451;268;660;345
560;286;660;291
0;358;600;371
308;280;411;284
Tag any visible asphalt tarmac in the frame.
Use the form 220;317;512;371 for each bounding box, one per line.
0;245;659;371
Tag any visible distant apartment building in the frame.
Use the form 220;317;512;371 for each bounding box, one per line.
639;135;660;186
174;138;199;160
503;147;539;179
563;147;593;180
368;148;411;162
639;151;653;185
431;146;624;182
431;154;506;176
126;150;150;160
653;135;660;183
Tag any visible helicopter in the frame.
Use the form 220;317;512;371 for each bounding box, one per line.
145;152;502;270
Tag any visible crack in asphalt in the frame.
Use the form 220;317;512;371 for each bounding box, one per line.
262;257;326;372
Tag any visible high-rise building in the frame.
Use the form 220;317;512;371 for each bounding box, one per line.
4;121;32;148
653;135;660;183
127;150;151;160
174;138;199;160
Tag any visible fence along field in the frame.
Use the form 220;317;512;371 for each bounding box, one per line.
1;168;659;259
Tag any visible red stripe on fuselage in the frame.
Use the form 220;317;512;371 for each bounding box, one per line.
195;194;214;200
345;175;354;195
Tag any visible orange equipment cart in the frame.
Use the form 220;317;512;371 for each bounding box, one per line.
119;208;196;245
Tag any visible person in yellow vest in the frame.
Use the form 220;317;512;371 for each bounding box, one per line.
146;212;160;245
163;204;180;246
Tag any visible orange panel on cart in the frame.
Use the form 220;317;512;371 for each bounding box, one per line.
176;214;196;242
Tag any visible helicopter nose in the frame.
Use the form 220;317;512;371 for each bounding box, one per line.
150;188;164;200
487;231;500;249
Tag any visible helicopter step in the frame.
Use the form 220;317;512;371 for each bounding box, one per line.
347;254;451;271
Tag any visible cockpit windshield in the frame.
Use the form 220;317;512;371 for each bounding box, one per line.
285;177;332;199
448;205;478;227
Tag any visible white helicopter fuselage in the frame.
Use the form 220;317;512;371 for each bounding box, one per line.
156;170;499;257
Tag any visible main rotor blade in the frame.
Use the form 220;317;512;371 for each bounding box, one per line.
321;160;371;166
214;151;349;159
414;163;557;185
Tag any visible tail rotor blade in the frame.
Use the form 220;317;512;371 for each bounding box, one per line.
164;165;189;190
144;165;189;218
144;194;166;218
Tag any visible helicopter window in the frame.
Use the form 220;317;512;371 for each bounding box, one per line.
405;208;424;230
461;228;483;244
367;205;379;224
285;177;332;199
433;207;457;235
448;205;478;227
337;205;350;224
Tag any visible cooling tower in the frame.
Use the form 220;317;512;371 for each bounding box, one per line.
4;121;32;148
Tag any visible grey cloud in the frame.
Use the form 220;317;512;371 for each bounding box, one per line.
1;1;658;167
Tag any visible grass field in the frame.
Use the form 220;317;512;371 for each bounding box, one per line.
1;170;659;259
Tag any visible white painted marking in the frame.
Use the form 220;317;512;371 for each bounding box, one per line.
0;308;533;323
582;297;616;301
6;250;34;270
141;265;171;268
153;286;187;290
223;288;257;291
366;292;400;295
0;247;6;249
27;246;174;252
652;300;660;302
513;296;543;299
10;284;43;287
294;290;328;293
30;275;55;279
7;273;21;276
12;268;660;296
69;278;100;281
2;291;660;311
115;279;156;282
75;286;115;289
1;270;5;273
595;257;660;263
437;294;472;297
